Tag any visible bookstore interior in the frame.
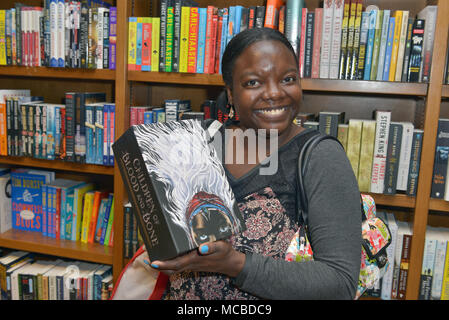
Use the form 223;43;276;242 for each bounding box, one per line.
0;0;449;301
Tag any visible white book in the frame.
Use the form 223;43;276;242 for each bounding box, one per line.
376;10;390;80
5;258;32;300
319;0;334;78
96;7;105;69
417;5;437;82
370;110;391;193
329;0;344;79
396;122;414;191
56;0;65;67
44;260;70;300
432;238;449;300
380;212;398;300
49;0;57;67
394;10;409;81
419;232;438;299
11;261;36;300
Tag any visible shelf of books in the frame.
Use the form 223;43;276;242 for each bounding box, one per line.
0;229;113;265
0;66;116;81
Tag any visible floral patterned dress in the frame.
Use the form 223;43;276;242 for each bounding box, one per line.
161;130;316;300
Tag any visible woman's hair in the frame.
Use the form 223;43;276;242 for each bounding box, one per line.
221;27;299;88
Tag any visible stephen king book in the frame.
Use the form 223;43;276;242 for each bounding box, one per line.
113;120;245;261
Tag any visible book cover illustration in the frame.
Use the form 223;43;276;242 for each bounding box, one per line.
113;120;245;261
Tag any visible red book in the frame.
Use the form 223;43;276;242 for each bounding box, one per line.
141;19;152;71
59;107;66;160
298;8;308;77
311;8;323;78
278;5;285;34
34;7;42;67
208;8;218;74
203;6;214;74
248;7;255;29
187;7;199;73
264;0;284;29
55;188;61;239
214;12;224;74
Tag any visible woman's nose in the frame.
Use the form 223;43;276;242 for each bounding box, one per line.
263;80;284;101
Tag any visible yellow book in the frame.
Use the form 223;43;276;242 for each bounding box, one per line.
440;244;449;300
179;6;190;73
73;183;94;241
358;120;376;192
337;124;349;152
80;191;95;243
151;17;160;72
128;17;137;70
346;119;363;178
394;10;409;82
0;10;6;65
388;10;403;81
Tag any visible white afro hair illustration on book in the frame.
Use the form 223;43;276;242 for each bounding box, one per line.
134;120;242;248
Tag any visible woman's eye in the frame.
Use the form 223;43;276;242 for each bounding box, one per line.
245;79;260;87
282;76;297;83
219;226;230;233
199;234;209;241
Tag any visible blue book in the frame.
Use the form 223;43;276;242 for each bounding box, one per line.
103;104;109;165
65;193;75;240
219;8;229;74
136;18;143;70
227;6;236;46
234;5;243;35
11;169;53;233
42;185;47;236
57;180;86;240
93;265;112;300
85;104;95;164
363;9;378;80
376;10;391;80
54;105;61;160
383;17;396;81
94;103;104;165
99;194;114;245
46;105;55;160
143;110;153;124
196;7;207;73
94;198;108;243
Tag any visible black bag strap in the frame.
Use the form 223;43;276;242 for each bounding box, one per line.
297;133;343;226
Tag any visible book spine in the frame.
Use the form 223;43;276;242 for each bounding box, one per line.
370;111;391;193
346;119;363;178
407;19;424;82
394;11;409;81
140;18;151;71
329;0;344;79
358;120;376;193
388;11;403;81
56;0;65;67
94;104;104;165
255;6;265;28
397;234;412;300
42;184;47;236
370;10;383;80
79;0;88;68
203;6;214;74
311;8;322;79
383;123;403;195
319;0;334;79
127;17;136;70
108;7;116;70
196;8;207;73
165;6;174;72
303;12;314;78
171;0;182;73
85;104;94;164
102;9;109;69
159;0;167;72
376;10;390;80
431;119;449;199
27;103;34;157
383;17;396;81
338;0;350;80
187;7;199;73
401;18;413;82
356;12;369;79
363;9;377;80
285;0;303;55
419;238;437;300
298;8;307;78
418;6;437;82
108;104;114;166
406;130;423;196
431;240;447;299
396;123;414;191
151;17;160;72
218;8;228;74
136;17;142;71
179;6;190;73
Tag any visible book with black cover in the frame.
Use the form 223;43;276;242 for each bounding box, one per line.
113;120;245;261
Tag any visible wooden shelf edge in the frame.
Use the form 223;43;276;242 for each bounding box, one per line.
429;198;449;212
0;156;114;176
442;85;449;98
368;193;416;209
128;71;428;96
0;66;116;81
0;229;113;265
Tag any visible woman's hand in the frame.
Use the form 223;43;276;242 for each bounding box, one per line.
146;241;246;278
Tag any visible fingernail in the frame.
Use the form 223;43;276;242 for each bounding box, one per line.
200;245;209;254
151;263;159;269
143;259;150;265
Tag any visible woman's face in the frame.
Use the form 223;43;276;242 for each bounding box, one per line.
227;40;302;136
190;208;233;246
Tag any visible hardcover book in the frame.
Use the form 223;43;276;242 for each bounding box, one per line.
113;120;245;261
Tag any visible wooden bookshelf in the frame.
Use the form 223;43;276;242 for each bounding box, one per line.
442;85;449;98
0;66;116;81
0;229;114;265
369;193;416;209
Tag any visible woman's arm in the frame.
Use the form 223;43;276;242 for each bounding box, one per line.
232;140;362;299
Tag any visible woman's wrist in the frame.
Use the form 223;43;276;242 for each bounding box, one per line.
225;250;246;278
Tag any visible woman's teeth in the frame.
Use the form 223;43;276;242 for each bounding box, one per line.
256;107;288;115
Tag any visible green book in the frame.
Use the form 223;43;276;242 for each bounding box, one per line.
103;198;114;246
370;10;383;80
165;5;175;72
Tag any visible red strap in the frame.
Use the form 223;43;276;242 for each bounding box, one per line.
149;273;169;300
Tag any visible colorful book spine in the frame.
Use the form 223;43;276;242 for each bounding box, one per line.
172;0;182;73
165;6;174;72
298;7;308;78
141;17;151;71
80;191;95;243
401;18;414;82
135;17;143;71
311;8;322;79
196;7;207;73
109;7;117;70
369;9;383;80
218;8;228;74
382;17;396;81
127;17;137;70
94;104;104;165
370;110;391;193
108;104;114;166
394;11;409;81
376;10;391;80
388;10;403;81
363;8;377;80
383;122;403;195
431;119;449;199
187;7;199;73
356;12;369;79
407;19;424;82
338;0;350;80
151;17;160;72
179;6;190;73
159;0;167;72
103;103;109;165
285;0;304;55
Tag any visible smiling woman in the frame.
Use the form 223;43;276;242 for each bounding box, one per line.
118;27;362;300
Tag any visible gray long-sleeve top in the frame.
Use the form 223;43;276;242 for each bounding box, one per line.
227;130;362;299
